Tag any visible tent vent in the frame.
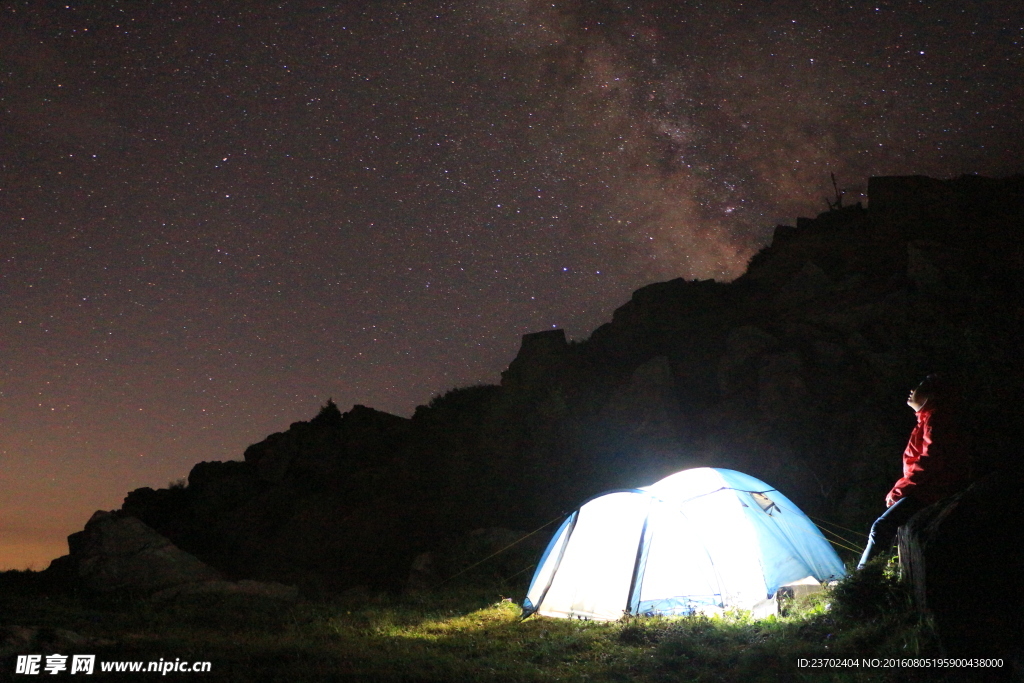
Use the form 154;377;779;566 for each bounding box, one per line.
752;492;779;515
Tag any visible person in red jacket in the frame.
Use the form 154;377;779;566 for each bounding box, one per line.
857;374;972;569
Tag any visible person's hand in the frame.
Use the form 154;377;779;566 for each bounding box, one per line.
885;491;897;508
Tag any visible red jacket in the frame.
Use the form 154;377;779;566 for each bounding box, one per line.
887;400;971;506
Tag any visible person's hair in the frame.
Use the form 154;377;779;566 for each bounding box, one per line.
915;373;942;397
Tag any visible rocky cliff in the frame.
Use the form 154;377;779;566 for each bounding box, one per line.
56;174;1024;593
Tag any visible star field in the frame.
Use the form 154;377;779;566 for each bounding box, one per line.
2;0;1022;568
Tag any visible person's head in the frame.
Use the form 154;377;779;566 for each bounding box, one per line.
907;373;943;411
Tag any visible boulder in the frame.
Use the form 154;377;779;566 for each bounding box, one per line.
772;261;832;308
757;351;807;422
717;326;778;398
501;329;569;388
0;626;114;658
898;473;1024;660
600;356;682;440
0;626;36;658
62;510;222;593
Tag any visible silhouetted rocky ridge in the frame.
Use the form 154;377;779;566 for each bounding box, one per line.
52;175;1024;605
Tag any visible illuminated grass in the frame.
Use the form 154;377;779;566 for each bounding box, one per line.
0;569;965;682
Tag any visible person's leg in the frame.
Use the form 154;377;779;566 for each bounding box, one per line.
857;497;922;569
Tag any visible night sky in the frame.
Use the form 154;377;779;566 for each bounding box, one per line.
2;0;1022;569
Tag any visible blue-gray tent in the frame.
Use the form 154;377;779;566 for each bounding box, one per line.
523;467;845;620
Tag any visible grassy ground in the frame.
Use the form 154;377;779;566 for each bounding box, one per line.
0;563;1002;682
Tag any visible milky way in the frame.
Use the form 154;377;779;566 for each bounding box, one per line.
2;0;1021;568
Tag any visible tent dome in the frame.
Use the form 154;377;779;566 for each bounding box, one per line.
522;467;845;620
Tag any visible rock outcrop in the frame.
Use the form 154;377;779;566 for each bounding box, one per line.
111;402;418;592
57;174;1024;605
47;510;300;601
899;474;1024;660
0;626;114;659
57;510;221;593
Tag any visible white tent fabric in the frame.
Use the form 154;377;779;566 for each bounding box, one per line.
523;467;846;621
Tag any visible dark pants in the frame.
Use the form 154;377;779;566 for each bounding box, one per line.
857;497;925;569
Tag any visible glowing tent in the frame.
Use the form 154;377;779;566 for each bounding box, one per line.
522;467;845;620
